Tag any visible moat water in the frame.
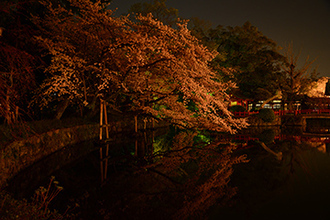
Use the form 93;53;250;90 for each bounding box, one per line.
6;121;330;219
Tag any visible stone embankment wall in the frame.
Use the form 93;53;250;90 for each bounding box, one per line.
0;118;168;188
0;124;98;189
247;115;281;127
280;115;304;126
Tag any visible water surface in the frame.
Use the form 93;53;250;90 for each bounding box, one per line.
6;125;330;219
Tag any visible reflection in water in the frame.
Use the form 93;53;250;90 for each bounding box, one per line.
99;143;109;184
99;130;155;184
259;142;282;161
95;129;248;219
306;118;330;134
211;126;330;219
6;124;330;219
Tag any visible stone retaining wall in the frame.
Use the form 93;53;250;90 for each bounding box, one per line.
0;124;99;189
0;118;168;188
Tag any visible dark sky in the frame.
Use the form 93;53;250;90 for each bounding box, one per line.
110;0;330;77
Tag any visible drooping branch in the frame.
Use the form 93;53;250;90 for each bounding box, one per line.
141;57;170;69
260;91;282;109
146;167;182;185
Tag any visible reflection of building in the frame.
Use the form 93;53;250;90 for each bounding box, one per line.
309;141;327;153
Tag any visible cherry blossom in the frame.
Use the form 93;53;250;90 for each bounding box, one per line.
33;0;247;132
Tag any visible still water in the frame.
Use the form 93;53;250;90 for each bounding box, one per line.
212;128;330;219
6;122;330;219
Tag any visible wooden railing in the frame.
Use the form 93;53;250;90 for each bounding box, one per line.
233;111;259;117
233;109;330;117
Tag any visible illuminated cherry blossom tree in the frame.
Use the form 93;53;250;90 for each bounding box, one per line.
33;0;247;132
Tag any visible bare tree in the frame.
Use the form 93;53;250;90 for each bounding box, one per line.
280;43;318;110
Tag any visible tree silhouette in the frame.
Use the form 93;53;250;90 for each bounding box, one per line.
194;21;286;101
128;0;179;27
280;43;318;109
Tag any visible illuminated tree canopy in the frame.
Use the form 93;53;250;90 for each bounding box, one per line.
32;0;247;132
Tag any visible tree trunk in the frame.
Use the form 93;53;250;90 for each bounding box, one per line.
87;95;99;118
54;99;70;120
4;74;14;124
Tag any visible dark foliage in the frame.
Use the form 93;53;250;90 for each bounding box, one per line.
258;108;275;123
229;105;246;113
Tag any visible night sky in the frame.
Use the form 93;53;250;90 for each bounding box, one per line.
110;0;330;77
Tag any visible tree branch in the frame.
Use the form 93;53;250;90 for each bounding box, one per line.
140;57;169;69
147;167;182;185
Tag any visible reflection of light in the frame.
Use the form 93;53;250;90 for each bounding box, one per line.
310;142;327;153
317;144;326;153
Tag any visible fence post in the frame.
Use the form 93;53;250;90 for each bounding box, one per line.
100;99;103;140
104;101;109;139
134;115;138;133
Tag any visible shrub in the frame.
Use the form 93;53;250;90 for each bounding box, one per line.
258;108;275;123
258;129;276;143
229;105;246;112
0;190;63;220
0;177;77;220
